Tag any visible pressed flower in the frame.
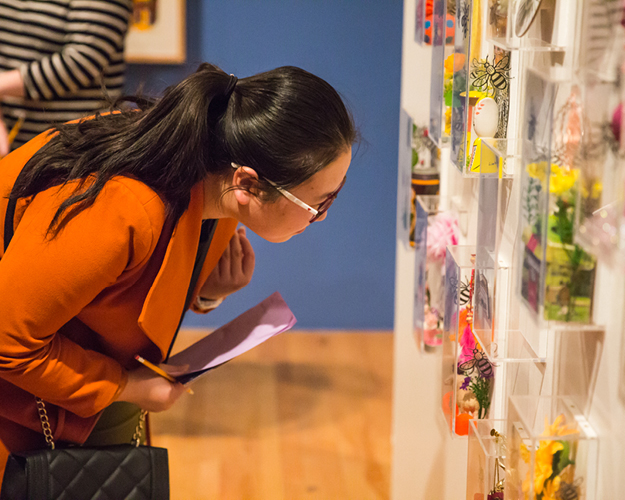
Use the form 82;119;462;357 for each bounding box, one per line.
460;376;471;390
549;165;579;196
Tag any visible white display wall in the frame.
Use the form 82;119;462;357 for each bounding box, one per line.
392;1;625;498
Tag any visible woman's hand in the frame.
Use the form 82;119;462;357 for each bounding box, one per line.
199;226;255;300
116;366;187;412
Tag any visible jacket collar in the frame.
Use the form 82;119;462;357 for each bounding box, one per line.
138;183;204;358
137;183;239;359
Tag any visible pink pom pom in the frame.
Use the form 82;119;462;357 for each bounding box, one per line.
427;212;460;262
458;324;476;364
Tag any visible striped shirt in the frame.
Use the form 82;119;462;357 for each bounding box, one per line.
0;0;132;149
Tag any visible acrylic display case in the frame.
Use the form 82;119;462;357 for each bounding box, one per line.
441;245;496;436
466;419;507;500
409;127;440;247
574;71;625;268
429;0;456;145
506;395;598;500
414;0;427;45
518;69;597;324
471;143;518;360
450;0;514;174
449;0;572;175
413;195;445;352
487;0;577;51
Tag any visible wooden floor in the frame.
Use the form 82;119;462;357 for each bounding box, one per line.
150;330;393;500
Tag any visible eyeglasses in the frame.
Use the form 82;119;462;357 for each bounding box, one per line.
231;163;346;223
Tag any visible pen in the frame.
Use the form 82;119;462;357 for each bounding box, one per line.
135;355;194;395
7;116;25;146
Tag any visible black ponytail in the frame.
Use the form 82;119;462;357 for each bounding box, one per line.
9;63;356;236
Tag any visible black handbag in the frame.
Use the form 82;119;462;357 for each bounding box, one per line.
0;399;169;500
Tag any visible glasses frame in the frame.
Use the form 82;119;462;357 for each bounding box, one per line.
231;162;345;223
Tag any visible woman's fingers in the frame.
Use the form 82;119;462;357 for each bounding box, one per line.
218;237;231;275
229;228;244;276
199;226;254;300
239;231;255;280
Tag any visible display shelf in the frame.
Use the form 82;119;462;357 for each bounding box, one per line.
489;37;564;53
518;69;598;324
487;0;579;53
441;245;495;437
450;0;506;174
450;39;570;175
479;138;519;178
506;395;598;500
409;125;441;247
429;0;456;145
576;201;625;271
466;419;507;500
453;0;584;174
413;195;444;352
576;0;624;78
573;66;625;269
471;148;517;361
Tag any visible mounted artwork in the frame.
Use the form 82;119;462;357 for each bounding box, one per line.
125;0;186;64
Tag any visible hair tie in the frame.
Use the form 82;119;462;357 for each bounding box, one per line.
224;74;238;99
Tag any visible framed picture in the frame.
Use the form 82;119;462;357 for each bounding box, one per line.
125;0;186;64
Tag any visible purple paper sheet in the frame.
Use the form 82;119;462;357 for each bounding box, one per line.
167;292;296;383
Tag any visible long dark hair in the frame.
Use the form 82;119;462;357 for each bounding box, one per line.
10;63;356;235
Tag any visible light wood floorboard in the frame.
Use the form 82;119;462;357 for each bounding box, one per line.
150;330;393;500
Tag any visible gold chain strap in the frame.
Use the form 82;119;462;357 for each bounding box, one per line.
35;397;147;449
36;397;55;450
132;410;148;447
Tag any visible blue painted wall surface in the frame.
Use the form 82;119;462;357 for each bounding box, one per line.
126;1;403;330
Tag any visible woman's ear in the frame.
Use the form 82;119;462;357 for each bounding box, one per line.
232;166;260;206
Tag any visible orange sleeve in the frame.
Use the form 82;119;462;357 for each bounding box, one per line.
0;178;162;418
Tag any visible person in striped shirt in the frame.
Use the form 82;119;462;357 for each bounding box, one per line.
0;0;133;156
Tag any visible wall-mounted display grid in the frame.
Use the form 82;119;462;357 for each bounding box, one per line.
393;0;625;498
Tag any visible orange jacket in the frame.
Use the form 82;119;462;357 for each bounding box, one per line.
0;132;237;457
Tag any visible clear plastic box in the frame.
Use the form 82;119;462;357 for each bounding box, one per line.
466;419;507;500
413;195;444;352
506;395;598;500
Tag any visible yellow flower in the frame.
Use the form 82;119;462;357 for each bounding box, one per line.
521;415;578;498
549;165;579;195
526;163;580;196
580;180;602;200
542;414;579;437
444;54;454;77
591;181;602;199
542;477;561;500
526;162;547;182
444;53;466;75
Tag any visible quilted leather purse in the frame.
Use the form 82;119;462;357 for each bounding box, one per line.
0;399;169;500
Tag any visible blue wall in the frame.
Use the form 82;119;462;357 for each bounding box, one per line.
126;1;403;330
